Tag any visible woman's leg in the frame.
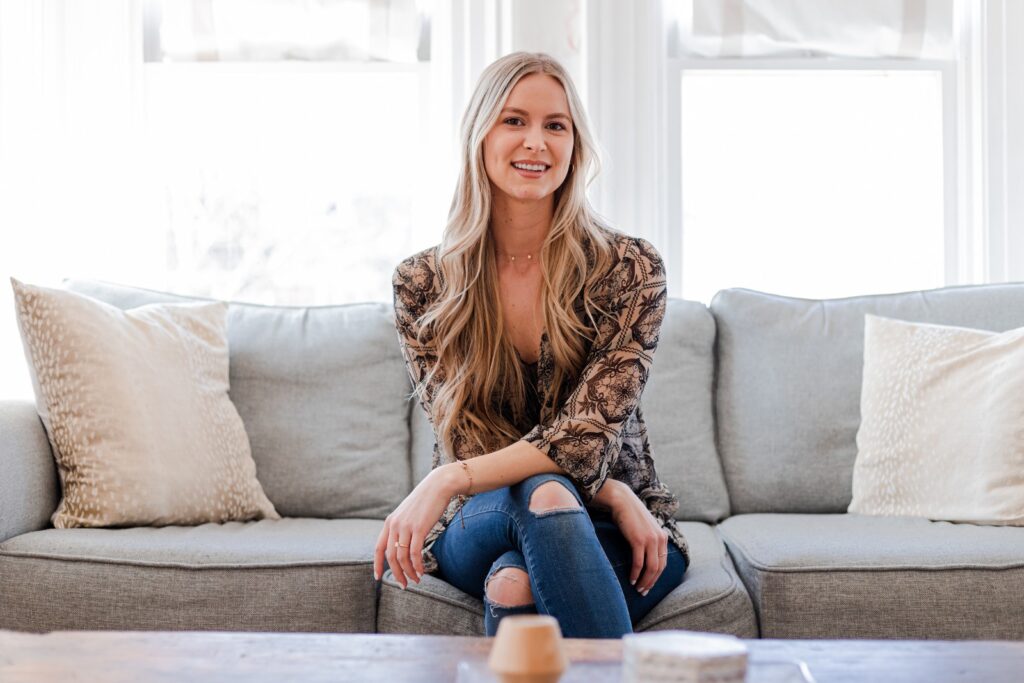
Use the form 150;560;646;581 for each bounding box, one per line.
587;507;688;626
431;472;632;639
480;550;538;635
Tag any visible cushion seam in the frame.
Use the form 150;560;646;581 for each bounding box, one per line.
719;532;1024;572
0;550;369;570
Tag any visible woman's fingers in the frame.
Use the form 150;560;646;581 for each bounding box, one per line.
655;529;669;586
629;542;646;588
395;526;420;586
637;525;672;596
385;524;409;589
636;534;661;596
410;528;427;579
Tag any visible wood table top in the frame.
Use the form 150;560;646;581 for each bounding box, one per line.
1;630;1023;682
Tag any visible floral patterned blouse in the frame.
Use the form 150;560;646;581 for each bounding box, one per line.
392;227;690;574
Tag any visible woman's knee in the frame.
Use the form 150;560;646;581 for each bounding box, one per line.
528;479;581;515
485;566;533;607
513;474;583;516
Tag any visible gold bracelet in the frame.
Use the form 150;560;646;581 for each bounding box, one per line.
458;460;473;496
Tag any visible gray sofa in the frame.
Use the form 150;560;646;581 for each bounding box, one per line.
2;278;1023;639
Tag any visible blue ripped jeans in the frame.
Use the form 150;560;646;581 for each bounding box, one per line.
431;473;688;638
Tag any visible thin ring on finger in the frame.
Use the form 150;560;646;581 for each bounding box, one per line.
394;538;420;585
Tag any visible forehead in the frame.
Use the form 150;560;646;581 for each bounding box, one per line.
503;73;571;118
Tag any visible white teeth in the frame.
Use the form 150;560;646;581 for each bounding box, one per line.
513;162;547;172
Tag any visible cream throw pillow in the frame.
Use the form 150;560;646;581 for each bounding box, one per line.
11;277;280;528
849;313;1024;525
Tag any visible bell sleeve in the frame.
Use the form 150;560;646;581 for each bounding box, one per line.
518;237;668;503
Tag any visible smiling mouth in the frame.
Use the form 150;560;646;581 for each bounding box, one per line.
511;162;550;175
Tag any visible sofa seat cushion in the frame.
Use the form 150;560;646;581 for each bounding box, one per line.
719;514;1024;639
0;518;382;633
375;522;757;637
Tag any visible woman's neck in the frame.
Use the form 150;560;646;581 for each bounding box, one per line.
490;191;554;258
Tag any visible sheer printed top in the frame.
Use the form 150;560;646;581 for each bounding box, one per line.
392;227;690;574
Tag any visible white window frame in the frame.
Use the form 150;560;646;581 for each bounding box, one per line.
664;56;959;300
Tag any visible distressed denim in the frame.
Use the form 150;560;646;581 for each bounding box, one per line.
431;473;688;638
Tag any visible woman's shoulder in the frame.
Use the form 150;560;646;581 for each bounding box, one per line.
393;245;441;315
590;227;666;291
394;244;440;279
393;244;442;291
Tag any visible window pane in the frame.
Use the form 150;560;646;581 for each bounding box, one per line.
680;70;945;303
145;65;433;305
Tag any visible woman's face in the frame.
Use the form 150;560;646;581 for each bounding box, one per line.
482;73;574;204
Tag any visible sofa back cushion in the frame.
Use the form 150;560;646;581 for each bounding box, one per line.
410;297;731;523
643;299;730;521
62;279;412;519
711;283;1024;514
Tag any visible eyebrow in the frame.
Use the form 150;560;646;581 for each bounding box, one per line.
501;107;571;122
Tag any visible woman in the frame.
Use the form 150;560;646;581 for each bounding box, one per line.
376;52;689;639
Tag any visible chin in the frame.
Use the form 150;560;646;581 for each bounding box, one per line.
512;186;554;201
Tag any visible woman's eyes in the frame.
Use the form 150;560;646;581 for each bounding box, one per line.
502;117;567;131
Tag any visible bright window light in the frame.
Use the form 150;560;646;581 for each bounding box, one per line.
144;64;435;306
680;69;945;304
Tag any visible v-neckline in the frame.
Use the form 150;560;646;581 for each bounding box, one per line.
513;330;546;367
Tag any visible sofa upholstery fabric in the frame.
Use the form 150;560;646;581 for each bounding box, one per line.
0;518;382;633
719;513;1024;639
0;401;60;544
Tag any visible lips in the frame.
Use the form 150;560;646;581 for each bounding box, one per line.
511;162;549;178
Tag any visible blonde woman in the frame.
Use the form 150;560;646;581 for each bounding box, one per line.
376;52;689;638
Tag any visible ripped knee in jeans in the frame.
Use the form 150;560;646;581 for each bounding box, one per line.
528;480;582;517
484;566;533;608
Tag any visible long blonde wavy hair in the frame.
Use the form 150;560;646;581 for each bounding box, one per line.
416;52;619;461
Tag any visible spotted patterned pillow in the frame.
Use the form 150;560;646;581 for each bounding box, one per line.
11;277;280;528
849;314;1024;525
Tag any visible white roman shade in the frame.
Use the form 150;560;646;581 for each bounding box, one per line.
668;0;954;59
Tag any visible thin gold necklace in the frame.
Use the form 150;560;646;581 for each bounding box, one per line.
498;253;534;263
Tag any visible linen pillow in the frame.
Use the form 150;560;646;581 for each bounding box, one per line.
11;277;280;528
849;313;1024;525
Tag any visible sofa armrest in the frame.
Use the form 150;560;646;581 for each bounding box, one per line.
0;400;59;543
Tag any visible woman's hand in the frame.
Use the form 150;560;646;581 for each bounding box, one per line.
604;481;670;597
373;464;462;588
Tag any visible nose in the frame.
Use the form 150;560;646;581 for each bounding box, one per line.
523;124;546;152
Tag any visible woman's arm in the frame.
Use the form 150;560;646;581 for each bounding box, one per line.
431;440;628;508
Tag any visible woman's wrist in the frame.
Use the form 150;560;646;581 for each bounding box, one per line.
435;461;471;497
593;478;629;511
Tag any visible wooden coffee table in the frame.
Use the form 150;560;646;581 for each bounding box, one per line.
1;630;1022;682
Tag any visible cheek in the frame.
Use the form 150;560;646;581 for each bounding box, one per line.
481;141;499;179
483;136;509;173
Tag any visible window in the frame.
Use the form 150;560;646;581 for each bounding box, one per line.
665;1;957;303
142;0;438;305
680;67;946;303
